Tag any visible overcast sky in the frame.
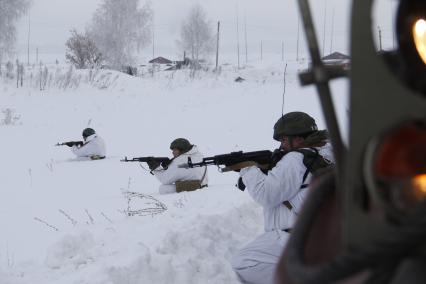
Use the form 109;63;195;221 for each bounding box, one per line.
15;0;395;64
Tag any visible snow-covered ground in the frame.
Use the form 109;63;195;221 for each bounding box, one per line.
0;59;348;283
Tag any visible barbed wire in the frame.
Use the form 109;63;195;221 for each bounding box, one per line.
122;191;167;217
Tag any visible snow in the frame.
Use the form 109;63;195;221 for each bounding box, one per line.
0;58;348;283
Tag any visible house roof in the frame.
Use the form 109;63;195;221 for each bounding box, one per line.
322;52;350;61
149;57;173;64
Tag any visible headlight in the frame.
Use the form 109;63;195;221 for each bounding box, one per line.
395;0;426;95
365;120;426;218
413;18;426;64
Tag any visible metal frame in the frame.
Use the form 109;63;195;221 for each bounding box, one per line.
297;0;426;248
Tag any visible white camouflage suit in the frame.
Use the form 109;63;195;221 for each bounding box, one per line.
231;143;334;284
71;134;106;159
152;145;208;194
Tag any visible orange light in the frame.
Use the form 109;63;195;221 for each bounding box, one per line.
413;19;426;65
370;121;426;213
375;122;426;178
413;174;426;195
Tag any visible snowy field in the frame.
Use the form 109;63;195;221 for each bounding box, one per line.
0;59;348;283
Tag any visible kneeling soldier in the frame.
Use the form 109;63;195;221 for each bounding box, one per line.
231;112;334;284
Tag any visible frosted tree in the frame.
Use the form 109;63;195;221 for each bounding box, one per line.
88;0;152;68
65;29;104;69
0;0;31;75
179;4;214;63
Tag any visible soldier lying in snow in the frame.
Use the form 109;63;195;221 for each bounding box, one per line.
57;128;106;160
148;138;208;194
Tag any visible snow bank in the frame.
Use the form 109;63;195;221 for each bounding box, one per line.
0;60;348;283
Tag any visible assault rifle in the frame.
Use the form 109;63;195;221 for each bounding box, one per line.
180;150;284;172
55;141;83;147
121;156;171;168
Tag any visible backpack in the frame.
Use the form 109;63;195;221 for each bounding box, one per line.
282;148;334;211
292;147;334;188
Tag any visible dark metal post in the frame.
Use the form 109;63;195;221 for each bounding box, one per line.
216;21;220;70
297;0;346;172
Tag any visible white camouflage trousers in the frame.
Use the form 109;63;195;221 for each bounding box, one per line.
231;230;289;284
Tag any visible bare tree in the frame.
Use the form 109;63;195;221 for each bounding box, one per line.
88;0;152;69
0;0;31;75
179;4;214;63
65;29;104;69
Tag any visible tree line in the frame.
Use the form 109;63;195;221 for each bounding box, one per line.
66;1;213;70
0;0;31;76
0;0;214;72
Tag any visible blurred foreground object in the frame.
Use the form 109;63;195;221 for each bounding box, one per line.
276;0;426;283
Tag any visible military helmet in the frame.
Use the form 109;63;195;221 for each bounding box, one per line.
82;128;96;139
170;138;192;153
273;112;318;141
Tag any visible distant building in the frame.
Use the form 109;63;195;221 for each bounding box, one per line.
165;58;192;71
149;57;173;64
322;52;350;61
235;76;245;83
321;52;351;70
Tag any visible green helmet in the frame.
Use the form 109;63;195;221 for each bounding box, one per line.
82;128;96;139
273;112;318;141
170;138;192;153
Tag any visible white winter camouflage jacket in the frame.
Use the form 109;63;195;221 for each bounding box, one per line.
152;145;208;187
240;143;334;232
71;134;106;158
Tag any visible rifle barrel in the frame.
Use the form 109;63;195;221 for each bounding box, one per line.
121;156;170;163
185;150;273;168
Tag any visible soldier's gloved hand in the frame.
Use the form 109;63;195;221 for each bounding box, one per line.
236;177;246;191
161;160;171;169
147;160;161;171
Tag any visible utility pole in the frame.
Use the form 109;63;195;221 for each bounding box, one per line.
296;13;300;62
236;7;240;69
216;21;220;70
329;6;335;54
322;0;328;57
27;12;31;66
282;63;288;116
152;26;155;59
16;59;19;88
378;26;383;51
39;62;42;91
244;13;248;63
391;1;396;49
